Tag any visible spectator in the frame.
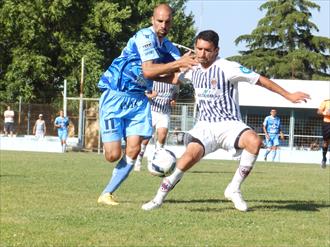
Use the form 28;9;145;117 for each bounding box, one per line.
173;126;184;145
309;140;320;151
33;114;46;139
317;99;330;168
4;105;14;137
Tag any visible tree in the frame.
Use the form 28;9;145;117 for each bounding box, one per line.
0;0;196;103
228;0;330;80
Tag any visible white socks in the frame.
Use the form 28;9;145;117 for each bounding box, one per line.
230;150;257;191
153;168;184;204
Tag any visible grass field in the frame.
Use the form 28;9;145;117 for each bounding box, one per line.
0;151;329;247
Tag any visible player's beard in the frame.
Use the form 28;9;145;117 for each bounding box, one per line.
157;29;168;38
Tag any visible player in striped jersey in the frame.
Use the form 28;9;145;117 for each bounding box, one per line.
97;3;197;206
142;30;310;212
134;81;179;171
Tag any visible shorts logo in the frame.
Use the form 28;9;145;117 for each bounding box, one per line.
239;66;252;74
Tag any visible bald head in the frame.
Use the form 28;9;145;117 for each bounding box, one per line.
152;3;173;40
153;3;173;17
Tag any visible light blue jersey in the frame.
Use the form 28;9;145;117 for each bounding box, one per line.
263;115;281;134
98;26;180;93
98;26;180;142
55;116;69;140
263;115;281;147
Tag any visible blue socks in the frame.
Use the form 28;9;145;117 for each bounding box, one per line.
271;150;277;161
102;155;135;194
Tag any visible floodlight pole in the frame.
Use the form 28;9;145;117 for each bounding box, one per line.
78;57;84;148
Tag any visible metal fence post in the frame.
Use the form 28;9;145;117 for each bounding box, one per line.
289;110;295;150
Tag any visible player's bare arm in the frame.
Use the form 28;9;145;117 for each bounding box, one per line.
141;52;197;79
256;75;311;103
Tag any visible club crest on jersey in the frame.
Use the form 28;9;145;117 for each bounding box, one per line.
211;78;217;89
239;66;252;74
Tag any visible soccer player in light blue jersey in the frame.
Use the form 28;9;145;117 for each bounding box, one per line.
142;30;310;212
97;3;197;206
263;109;284;162
54;110;69;153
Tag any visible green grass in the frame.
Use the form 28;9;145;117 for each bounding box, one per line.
0;151;329;247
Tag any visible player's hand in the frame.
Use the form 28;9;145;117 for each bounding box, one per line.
178;52;198;71
287;92;311;103
170;100;176;107
280;132;285;140
145;91;157;99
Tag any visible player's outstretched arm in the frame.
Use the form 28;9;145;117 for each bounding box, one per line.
142;52;197;80
256;76;311;103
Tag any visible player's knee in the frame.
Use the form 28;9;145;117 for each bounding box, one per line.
246;134;262;154
104;150;121;163
125;145;141;159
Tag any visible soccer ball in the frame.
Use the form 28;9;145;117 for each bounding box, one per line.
148;148;176;177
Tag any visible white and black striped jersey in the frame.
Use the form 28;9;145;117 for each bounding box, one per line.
179;58;260;122
151;81;179;114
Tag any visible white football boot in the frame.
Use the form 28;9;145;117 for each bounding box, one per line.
224;184;248;212
141;200;162;211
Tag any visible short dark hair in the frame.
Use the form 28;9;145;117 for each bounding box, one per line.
195;30;219;48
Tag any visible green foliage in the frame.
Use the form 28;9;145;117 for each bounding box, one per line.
0;0;196;103
1;151;329;246
229;0;330;80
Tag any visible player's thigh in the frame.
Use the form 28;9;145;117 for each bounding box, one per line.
272;135;280;147
177;142;204;172
238;129;262;154
62;131;68;141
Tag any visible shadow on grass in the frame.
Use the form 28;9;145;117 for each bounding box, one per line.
250;199;330;211
188;170;234;174
165;198;329;212
0;174;27;178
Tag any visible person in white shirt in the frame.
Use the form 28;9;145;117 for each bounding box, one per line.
33;114;46;139
142;30;310;212
4;105;14;137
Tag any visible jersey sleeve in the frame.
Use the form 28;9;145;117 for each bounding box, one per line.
135;29;159;62
263;117;268;127
224;60;260;85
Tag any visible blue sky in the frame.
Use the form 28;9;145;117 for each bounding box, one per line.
185;0;330;58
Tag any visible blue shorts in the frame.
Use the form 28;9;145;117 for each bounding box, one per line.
265;134;280;147
58;129;68;141
99;90;152;143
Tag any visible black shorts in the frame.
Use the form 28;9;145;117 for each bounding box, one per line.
322;122;330;140
4;122;14;133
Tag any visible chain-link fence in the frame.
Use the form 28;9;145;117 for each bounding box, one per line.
1;101;323;152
